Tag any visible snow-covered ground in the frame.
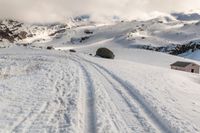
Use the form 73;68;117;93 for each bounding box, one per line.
0;46;199;133
0;12;200;133
180;50;200;61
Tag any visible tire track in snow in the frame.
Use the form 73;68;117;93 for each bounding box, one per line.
71;57;133;132
77;56;176;133
72;56;156;132
91;64;157;133
71;59;97;133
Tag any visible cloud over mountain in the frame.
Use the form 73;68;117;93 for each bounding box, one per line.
0;0;199;23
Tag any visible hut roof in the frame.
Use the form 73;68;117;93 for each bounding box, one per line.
170;61;199;67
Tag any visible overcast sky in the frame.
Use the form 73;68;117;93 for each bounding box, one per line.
0;0;200;23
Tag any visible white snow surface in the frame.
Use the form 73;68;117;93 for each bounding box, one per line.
0;46;199;133
180;50;200;61
0;14;200;133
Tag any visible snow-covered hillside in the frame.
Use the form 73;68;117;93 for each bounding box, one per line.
0;19;71;45
1;12;200;61
0;46;199;133
0;12;200;133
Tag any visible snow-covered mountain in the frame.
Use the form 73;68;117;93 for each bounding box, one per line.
1;12;200;60
0;19;71;44
0;12;200;133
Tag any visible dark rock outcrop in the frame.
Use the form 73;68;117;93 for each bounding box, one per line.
169;41;200;55
0;26;15;43
96;48;115;59
139;41;200;55
18;31;28;39
47;46;54;50
71;36;90;44
69;49;76;52
49;29;66;36
0;20;27;42
84;29;93;34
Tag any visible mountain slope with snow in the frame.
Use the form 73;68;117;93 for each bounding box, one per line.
0;46;199;133
0;12;200;133
1;12;200;61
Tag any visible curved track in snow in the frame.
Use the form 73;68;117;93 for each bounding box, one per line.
72;55;176;133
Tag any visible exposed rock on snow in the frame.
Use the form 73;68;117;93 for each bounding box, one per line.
136;40;200;56
96;47;115;59
71;36;91;44
69;49;76;53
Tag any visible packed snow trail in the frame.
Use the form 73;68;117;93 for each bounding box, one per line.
73;59;97;133
0;48;199;133
72;55;176;133
0;52;161;133
71;56;157;133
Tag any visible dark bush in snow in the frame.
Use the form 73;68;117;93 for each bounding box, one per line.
23;44;28;46
84;29;93;34
47;46;53;50
69;49;76;53
81;36;90;42
96;48;115;59
71;36;90;44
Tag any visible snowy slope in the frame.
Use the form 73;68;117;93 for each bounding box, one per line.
0;12;200;133
0;46;199;133
50;14;200;61
1;12;200;61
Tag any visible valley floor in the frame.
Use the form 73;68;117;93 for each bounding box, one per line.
0;47;200;133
